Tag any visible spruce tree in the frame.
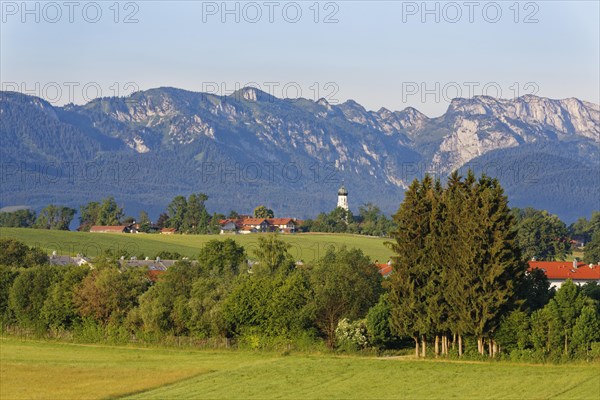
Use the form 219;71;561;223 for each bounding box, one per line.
387;177;434;357
388;171;525;357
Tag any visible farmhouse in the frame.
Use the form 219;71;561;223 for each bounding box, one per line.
268;218;298;233
241;218;270;233
219;219;238;234
528;260;600;289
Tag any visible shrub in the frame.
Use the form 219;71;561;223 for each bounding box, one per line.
335;318;369;352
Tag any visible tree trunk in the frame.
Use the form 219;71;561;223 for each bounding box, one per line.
492;340;498;358
488;339;493;357
441;335;445;356
421;335;427;358
452;333;456;350
435;335;440;358
441;335;446;356
327;321;336;349
564;333;568;355
458;335;463;357
477;337;484;354
414;337;419;358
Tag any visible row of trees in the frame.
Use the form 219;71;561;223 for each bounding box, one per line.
79;197;125;230
2;199;598;261
0;206;76;230
302;203;396;236
388;172;529;357
157;193;220;234
510;209;600;264
386;173;600;359
0;237;381;349
1;234;598;360
496;280;600;360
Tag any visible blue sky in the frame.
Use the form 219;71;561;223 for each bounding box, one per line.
1;1;598;116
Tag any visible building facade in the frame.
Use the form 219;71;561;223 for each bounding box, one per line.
337;185;348;210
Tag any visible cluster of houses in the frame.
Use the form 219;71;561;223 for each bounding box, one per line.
50;247;599;289
86;185;347;236
218;217;301;234
48;252;179;281
86;218;301;235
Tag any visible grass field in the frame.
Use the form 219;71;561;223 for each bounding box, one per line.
1;338;599;400
0;227;393;263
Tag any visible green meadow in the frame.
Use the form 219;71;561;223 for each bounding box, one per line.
0;227;393;263
1;338;598;400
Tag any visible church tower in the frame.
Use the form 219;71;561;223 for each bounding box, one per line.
337;185;348;211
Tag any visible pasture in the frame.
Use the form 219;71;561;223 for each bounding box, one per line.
1;338;598;399
0;228;394;263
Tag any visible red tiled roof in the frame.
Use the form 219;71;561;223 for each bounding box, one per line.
377;263;393;277
373;260;600;281
161;228;176;233
89;225;127;232
147;270;165;282
268;218;295;225
528;261;600;280
241;218;268;226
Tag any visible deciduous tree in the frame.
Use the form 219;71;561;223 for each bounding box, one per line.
0;209;36;228
0;238;48;267
34;205;76;230
253;205;274;219
512;208;570;261
9;265;63;330
308;247;381;348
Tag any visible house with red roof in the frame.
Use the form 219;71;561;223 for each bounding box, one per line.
376;259;600;288
267;218;298;233
218;219;239;234
377;261;393;278
528;260;600;288
240;218;270;233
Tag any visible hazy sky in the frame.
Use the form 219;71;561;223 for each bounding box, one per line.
1;1;598;116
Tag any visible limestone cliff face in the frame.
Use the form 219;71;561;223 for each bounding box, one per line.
1;88;598;221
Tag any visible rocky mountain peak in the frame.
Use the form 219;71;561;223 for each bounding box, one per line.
230;87;276;103
2;89;598;222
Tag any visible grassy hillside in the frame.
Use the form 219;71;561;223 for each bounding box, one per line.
1;338;598;400
0;228;393;263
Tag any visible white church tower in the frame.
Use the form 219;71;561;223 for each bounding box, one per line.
337;185;348;211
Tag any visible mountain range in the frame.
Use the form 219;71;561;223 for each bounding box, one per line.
1;88;598;223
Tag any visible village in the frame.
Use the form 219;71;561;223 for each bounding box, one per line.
47;183;600;287
86;185;351;235
47;249;600;289
88;217;303;235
